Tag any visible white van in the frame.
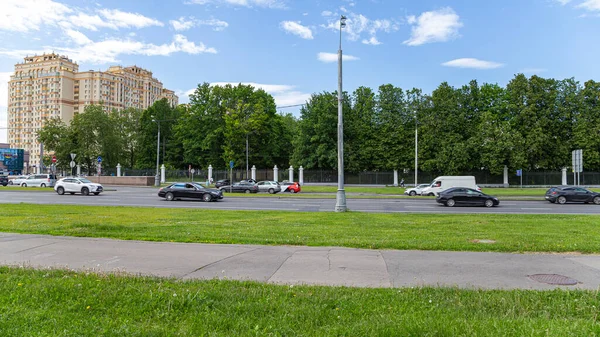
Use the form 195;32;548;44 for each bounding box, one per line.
421;176;478;196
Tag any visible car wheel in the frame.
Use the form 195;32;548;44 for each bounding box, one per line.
428;193;435;196
484;199;494;208
409;191;417;196
245;189;251;194
290;189;296;194
557;196;567;204
93;192;100;196
165;192;174;201
593;196;600;205
203;194;213;202
40;183;46;188
21;183;27;187
56;187;65;195
446;199;455;207
268;188;275;194
81;187;89;196
8;181;13;185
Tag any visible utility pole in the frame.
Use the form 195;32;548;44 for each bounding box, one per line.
335;15;348;212
415;111;418;186
154;121;160;187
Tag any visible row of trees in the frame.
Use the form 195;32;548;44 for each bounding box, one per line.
38;75;600;174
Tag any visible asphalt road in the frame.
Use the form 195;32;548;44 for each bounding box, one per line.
2;186;600;214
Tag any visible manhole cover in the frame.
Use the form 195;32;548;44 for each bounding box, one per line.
528;274;579;285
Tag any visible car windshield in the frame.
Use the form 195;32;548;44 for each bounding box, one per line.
79;178;92;183
192;183;205;189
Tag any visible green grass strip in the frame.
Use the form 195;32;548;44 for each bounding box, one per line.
1;204;599;253
0;267;598;336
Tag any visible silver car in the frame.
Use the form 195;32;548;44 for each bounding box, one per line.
404;183;431;196
9;175;29;185
256;181;281;194
21;174;57;187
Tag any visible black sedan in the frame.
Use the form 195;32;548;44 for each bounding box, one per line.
436;187;499;207
545;186;600;205
219;182;259;194
158;182;223;201
0;176;7;186
215;179;230;188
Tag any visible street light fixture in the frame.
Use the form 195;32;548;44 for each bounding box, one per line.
414;110;418;187
335;14;347;212
152;118;161;187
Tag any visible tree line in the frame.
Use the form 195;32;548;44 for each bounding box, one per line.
38;75;600;174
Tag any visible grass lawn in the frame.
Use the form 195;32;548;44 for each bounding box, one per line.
0;186;52;192
1;204;600;253
1;267;598;337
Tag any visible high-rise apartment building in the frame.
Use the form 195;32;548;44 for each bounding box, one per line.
7;53;178;165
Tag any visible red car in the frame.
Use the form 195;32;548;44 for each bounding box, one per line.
281;181;301;193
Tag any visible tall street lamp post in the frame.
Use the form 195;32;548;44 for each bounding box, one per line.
335;15;347;212
414;110;418;187
153;119;161;187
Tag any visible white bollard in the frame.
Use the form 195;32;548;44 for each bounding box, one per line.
273;165;279;182
160;164;165;183
251;165;256;181
289;166;294;182
299;166;304;186
117;163;121;177
208;165;213;184
393;170;398;187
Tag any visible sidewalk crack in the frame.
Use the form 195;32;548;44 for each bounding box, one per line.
15;241;59;253
179;247;260;279
267;251;295;282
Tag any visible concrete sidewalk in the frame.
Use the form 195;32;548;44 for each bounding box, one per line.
1;232;599;290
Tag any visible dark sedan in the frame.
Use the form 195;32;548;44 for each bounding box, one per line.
219;182;259;194
215;179;230;188
545;186;600;205
436;187;499;207
158;182;223;201
0;176;7;187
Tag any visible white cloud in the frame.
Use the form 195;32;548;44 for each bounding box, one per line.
442;58;503;70
64;29;92;45
578;0;600;11
206;82;310;107
555;0;572;4
280;21;313;39
317;52;359;63
322;12;399;44
321;10;333;16
0;34;217;64
170;17;196;31
0;0;72;32
0;0;163;33
198;18;229;31
403;7;463;46
170;17;229;31
186;0;286;9
97;9;163;29
362;36;381;45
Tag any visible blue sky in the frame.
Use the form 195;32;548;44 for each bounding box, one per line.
2;0;600;142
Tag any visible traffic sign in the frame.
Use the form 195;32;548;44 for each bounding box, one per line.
69;161;76;168
97;156;102;163
229;160;234;169
52;156;57;163
70;153;76;160
516;169;522;177
190;169;195;174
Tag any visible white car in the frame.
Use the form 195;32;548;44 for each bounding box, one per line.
404;183;431;196
9;175;29;185
54;177;104;196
